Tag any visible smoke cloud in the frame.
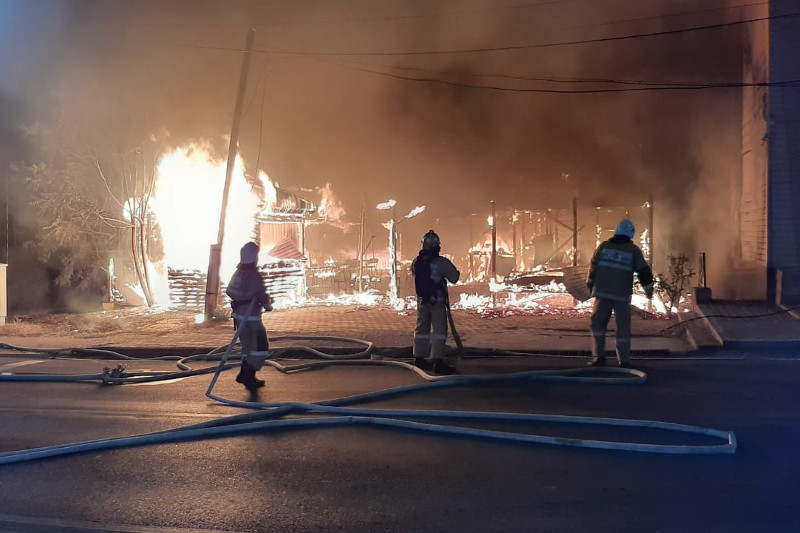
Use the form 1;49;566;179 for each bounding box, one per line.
1;0;753;308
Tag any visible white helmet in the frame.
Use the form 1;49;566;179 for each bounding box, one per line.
614;219;636;239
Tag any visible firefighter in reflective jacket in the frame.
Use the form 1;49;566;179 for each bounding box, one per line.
411;230;460;374
586;218;654;368
226;242;273;392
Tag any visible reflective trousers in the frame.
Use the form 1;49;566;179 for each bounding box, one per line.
413;301;448;360
590;297;632;364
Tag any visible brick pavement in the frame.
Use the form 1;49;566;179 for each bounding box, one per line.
0;305;688;354
262;306;686;353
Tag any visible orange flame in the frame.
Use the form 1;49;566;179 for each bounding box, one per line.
152;142;263;285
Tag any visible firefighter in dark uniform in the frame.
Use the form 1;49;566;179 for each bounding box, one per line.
226;242;273;392
586;219;654;368
411;230;460;374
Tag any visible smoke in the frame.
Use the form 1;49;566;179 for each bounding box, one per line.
374;0;746;287
1;0;753;307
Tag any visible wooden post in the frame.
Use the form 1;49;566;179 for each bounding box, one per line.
648;192;654;270
389;216;397;302
491;200;497;306
595;207;601;248
204;28;256;321
357;203;365;292
572;197;578;266
512;210;518;271
490;200;497;281
520;211;526;271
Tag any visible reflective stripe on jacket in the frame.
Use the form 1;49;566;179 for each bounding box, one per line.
587;237;654;301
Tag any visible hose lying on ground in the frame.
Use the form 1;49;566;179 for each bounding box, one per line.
0;320;737;463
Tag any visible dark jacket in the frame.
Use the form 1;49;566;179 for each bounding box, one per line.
587;236;654;302
411;249;460;304
226;263;272;317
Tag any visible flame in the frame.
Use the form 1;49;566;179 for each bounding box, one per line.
259;169;278;209
317;183;346;221
151;143;261;290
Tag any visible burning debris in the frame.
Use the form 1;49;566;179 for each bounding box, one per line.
106;145;677;320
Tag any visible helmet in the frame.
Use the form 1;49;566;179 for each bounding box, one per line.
422;230;441;250
240;242;259;264
614;219;636;239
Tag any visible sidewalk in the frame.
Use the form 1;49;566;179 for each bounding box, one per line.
0;305;690;356
693;300;800;352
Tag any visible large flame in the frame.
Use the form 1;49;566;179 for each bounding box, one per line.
151;143;262;284
317;182;346;222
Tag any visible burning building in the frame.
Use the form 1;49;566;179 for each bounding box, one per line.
108;143;326;310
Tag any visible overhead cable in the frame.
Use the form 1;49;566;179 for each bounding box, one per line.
248;12;799;57
322;58;800;93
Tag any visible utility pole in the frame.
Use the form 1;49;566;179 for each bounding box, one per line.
572;196;578;266
648;191;654;270
490;200;497;306
389;204;398;302
204;28;256;322
520;211;526;272
357;203;365;292
512;210;518;271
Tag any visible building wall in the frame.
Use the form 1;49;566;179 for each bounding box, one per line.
737;16;769;299
259;222;300;251
766;0;800;303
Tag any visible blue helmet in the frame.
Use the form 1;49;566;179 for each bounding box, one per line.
240;242;259;264
614;219;636;239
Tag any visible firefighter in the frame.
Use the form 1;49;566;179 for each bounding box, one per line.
586;218;653;368
226;242;273;392
411;230;460;374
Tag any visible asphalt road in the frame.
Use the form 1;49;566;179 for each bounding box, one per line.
0;353;798;533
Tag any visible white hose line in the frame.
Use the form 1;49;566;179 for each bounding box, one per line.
266;336;374;359
0;407;735;465
199;352;734;455
0;318;737;461
204;362;646;412
0;352;736;462
188;400;737;455
0;337;373;385
0;343;183;361
262;358;645;383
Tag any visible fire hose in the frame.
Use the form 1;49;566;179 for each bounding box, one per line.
445;287;464;359
0;307;737;465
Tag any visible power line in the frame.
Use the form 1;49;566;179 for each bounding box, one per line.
345;60;715;87
268;12;799;57
323;58;800;93
566;1;767;32
172;12;798;58
248;0;765;32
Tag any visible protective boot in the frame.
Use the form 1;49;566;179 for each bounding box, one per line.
236;361;264;391
413;357;430;370
433;359;457;375
587;358;607;368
